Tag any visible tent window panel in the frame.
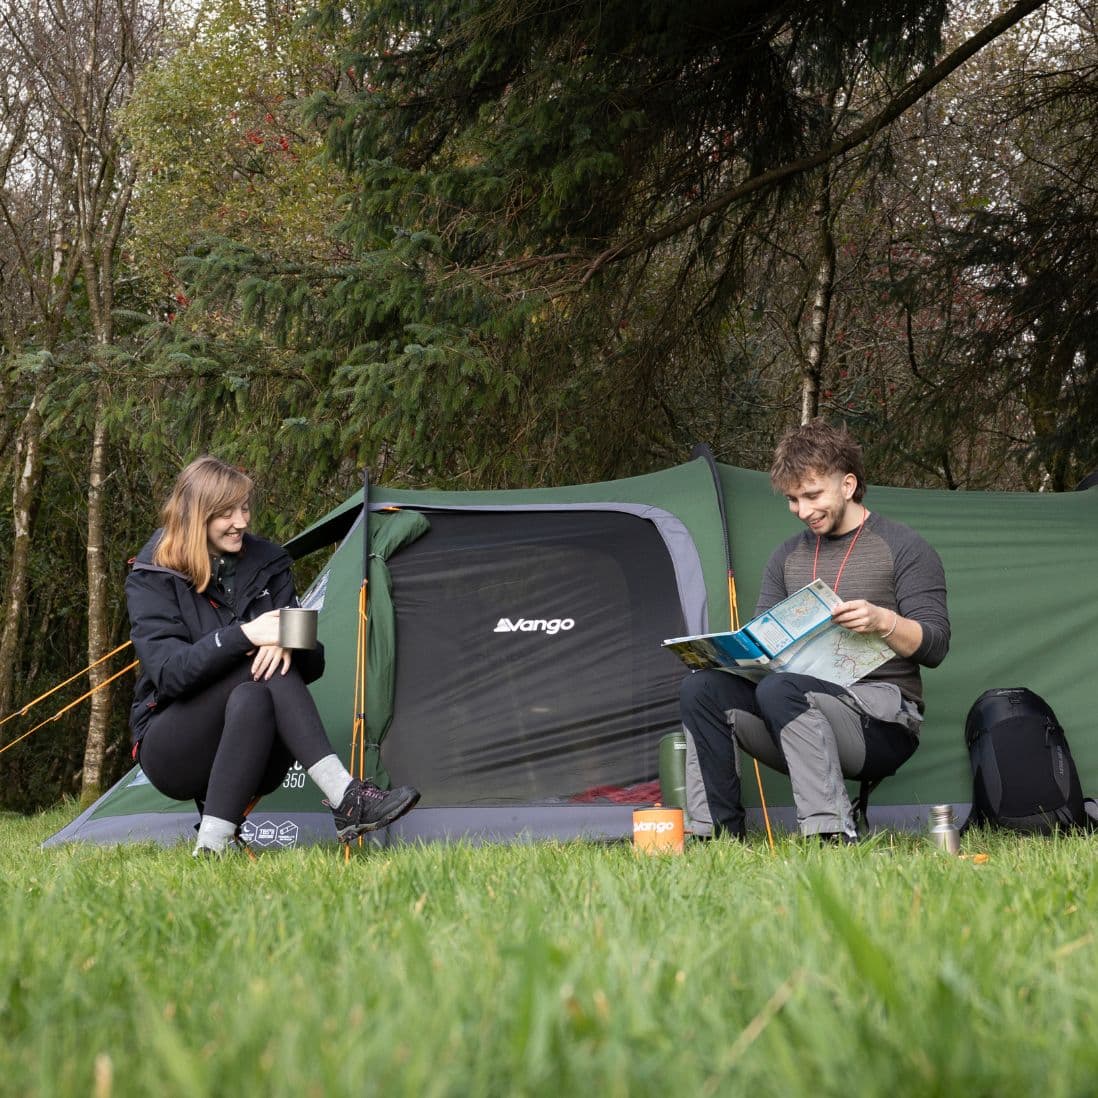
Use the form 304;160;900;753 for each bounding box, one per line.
381;511;688;805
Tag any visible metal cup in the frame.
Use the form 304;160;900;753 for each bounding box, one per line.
278;607;318;650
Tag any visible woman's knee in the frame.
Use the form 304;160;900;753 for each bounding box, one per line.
224;679;276;728
259;665;319;708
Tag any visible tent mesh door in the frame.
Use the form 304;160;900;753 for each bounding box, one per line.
381;510;688;805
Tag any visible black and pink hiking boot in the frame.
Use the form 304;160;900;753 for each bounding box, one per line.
327;778;420;842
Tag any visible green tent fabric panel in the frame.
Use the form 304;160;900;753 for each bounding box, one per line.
871;483;1098;805
82;764;198;821
717;464;800;624
363;509;432;785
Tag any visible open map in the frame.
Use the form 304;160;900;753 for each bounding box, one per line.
663;579;893;688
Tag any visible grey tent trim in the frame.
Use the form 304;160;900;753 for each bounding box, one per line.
368;500;709;633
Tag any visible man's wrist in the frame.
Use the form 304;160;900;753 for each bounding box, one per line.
879;611;899;640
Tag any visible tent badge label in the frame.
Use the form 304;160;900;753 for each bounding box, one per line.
493;617;575;635
239;819;300;848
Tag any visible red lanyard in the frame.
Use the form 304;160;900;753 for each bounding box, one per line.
812;508;867;595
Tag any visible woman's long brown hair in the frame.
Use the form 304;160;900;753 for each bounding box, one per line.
153;456;253;591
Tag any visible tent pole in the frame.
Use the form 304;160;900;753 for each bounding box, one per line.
346;469;371;861
352;469;371;780
690;444;774;851
361;470;371;794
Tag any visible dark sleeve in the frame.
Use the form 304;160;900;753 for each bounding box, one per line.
266;561;326;685
126;571;252;703
895;535;950;668
754;541;794;616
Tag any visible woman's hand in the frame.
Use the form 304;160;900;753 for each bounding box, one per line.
251;643;291;680
241;610;291;679
241;609;281;647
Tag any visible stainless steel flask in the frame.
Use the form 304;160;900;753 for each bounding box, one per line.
928;804;961;854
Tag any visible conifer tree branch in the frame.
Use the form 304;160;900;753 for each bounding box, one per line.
576;0;1049;285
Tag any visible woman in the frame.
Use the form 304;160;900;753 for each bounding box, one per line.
126;456;418;855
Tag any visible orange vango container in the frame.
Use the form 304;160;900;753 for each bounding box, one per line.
632;806;685;854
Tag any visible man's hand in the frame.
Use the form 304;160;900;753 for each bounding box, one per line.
832;599;922;657
831;599;889;635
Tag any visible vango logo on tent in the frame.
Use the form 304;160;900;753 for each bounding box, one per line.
493;616;576;636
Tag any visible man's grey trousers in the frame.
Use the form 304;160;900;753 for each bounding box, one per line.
681;670;921;839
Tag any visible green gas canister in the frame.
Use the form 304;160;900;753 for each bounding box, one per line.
658;731;687;811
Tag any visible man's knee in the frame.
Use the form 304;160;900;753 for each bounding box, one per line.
680;669;755;719
756;673;829;732
755;672;804;709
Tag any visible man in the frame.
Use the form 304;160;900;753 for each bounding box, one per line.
681;420;950;841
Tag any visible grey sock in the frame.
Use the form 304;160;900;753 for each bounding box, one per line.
308;754;353;804
194;814;238;854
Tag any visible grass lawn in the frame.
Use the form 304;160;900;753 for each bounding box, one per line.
2;806;1097;1097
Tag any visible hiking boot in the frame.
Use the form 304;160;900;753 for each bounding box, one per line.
815;831;859;846
327;778;420;841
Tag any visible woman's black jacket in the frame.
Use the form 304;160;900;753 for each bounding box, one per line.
125;531;325;745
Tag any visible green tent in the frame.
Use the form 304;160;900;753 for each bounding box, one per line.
46;459;1098;848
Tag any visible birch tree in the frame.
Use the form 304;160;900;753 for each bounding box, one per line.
0;0;169;798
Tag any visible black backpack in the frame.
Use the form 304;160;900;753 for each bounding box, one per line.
964;687;1090;834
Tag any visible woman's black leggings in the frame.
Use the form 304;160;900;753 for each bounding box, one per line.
138;662;334;823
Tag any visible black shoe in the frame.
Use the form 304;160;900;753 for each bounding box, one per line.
327;778;420;841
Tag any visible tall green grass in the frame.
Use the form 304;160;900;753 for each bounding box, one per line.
2;808;1096;1097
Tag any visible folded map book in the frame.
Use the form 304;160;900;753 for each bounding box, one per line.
662;579;893;688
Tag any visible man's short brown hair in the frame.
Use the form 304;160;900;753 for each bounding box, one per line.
770;419;867;502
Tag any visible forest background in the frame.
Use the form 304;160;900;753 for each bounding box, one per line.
0;0;1095;812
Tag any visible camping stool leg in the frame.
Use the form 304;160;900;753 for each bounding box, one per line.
853;779;877;836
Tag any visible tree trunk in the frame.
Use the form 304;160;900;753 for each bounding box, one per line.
0;389;44;728
801;164;836;424
81;388;112;803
